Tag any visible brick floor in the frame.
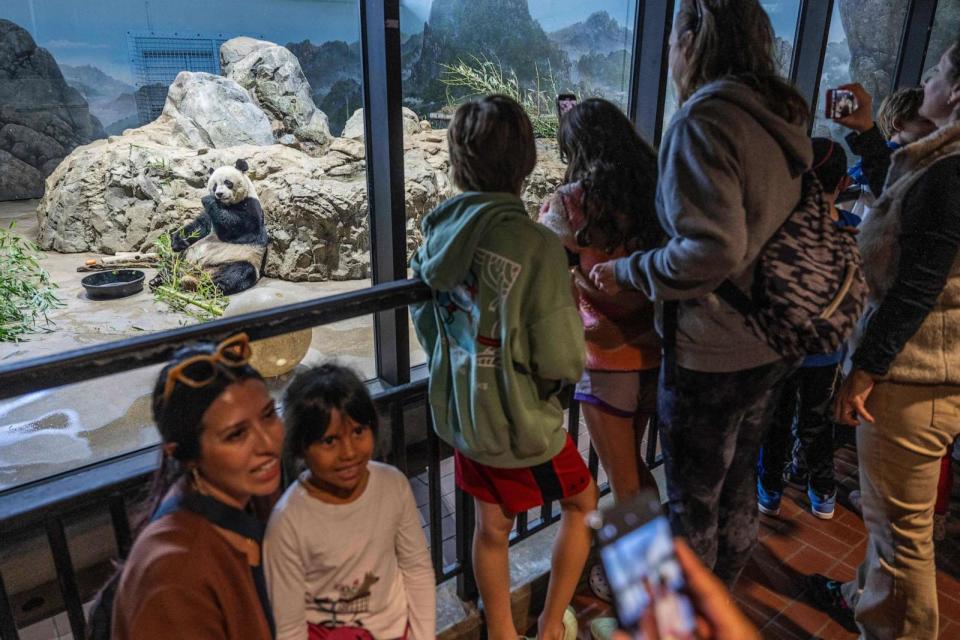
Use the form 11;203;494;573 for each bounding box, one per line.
569;443;960;639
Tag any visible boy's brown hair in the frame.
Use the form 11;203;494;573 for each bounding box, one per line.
876;87;925;138
447;94;536;194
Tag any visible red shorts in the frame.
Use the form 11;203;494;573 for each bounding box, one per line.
455;435;592;514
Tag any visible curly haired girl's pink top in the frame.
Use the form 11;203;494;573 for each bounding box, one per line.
539;182;660;371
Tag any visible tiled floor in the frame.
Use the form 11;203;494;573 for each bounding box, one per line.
569;444;960;640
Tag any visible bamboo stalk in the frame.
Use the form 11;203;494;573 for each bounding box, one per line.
155;286;224;317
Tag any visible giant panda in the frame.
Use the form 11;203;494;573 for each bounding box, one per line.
168;159;268;296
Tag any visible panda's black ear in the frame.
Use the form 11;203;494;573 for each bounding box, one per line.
208;167;215;175
235;159;249;172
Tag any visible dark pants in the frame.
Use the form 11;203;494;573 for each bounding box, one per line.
658;358;797;585
759;364;839;496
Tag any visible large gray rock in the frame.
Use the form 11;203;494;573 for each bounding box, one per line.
838;0;910;111
0;19;105;199
221;37;332;150
341;107;422;140
0;150;45;201
162;71;274;149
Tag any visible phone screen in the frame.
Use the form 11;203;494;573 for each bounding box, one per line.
597;494;696;637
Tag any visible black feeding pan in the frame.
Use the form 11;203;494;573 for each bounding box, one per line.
81;269;145;300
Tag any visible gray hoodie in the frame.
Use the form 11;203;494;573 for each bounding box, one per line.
614;79;813;372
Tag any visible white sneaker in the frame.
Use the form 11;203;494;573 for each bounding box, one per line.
562;606;578;640
588;563;612;602
589;616;618;640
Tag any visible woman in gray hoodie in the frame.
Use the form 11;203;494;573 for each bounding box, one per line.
591;0;812;584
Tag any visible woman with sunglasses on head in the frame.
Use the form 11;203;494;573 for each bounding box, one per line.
87;334;284;640
589;0;812;585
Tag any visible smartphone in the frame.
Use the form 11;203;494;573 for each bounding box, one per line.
825;88;859;119
592;491;696;638
556;93;578;119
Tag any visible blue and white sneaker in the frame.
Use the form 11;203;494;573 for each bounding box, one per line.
757;478;782;516
808;487;836;520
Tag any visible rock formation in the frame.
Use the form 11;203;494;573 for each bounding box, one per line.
162;72;275;149
221;37;332;152
0;19;105;200
838;0;910;111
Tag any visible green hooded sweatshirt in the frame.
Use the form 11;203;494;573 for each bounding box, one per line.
411;192;585;469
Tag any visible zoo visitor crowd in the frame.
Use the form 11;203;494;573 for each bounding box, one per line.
88;1;960;639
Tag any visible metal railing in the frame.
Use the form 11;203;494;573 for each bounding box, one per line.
0;279;662;639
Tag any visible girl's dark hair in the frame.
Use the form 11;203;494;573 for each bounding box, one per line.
558;98;663;253
447;94;537;194
674;0;809;126
282;364;379;458
86;341;263;640
810;137;848;194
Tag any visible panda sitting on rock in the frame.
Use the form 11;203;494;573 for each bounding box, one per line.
156;159;268;296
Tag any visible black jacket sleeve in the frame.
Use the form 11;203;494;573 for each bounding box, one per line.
852;156;960;376
845;126;893;197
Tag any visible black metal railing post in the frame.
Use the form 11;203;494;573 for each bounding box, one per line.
454;488;477;602
425;413;445;582
44;518;84;638
0;569;18;640
109;495;133;559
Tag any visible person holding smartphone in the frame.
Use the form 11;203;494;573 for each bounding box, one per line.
604;546;760;640
806;41;960;640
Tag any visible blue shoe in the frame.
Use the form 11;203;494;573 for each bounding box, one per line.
808;487;836;520
757;478;782;516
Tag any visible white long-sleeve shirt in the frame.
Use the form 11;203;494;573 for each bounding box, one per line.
264;462;436;640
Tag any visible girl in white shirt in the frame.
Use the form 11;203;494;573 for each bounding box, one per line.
264;364;436;640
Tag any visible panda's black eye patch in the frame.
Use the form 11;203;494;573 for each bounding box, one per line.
224;180;234;189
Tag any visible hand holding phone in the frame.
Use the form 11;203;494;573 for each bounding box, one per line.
592;491;696;639
828;83;875;133
826;88;859;120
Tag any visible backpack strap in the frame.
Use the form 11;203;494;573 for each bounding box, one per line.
714;280;754;316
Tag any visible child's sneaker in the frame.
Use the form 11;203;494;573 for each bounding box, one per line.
589;616;617;640
757;478;782;516
588;563;612;602
562;606;578;640
808;487;836;520
782;461;809;487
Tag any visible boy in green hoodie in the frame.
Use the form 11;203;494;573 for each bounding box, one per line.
411;95;597;640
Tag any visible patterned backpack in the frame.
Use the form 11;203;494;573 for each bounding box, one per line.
713;172;867;359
